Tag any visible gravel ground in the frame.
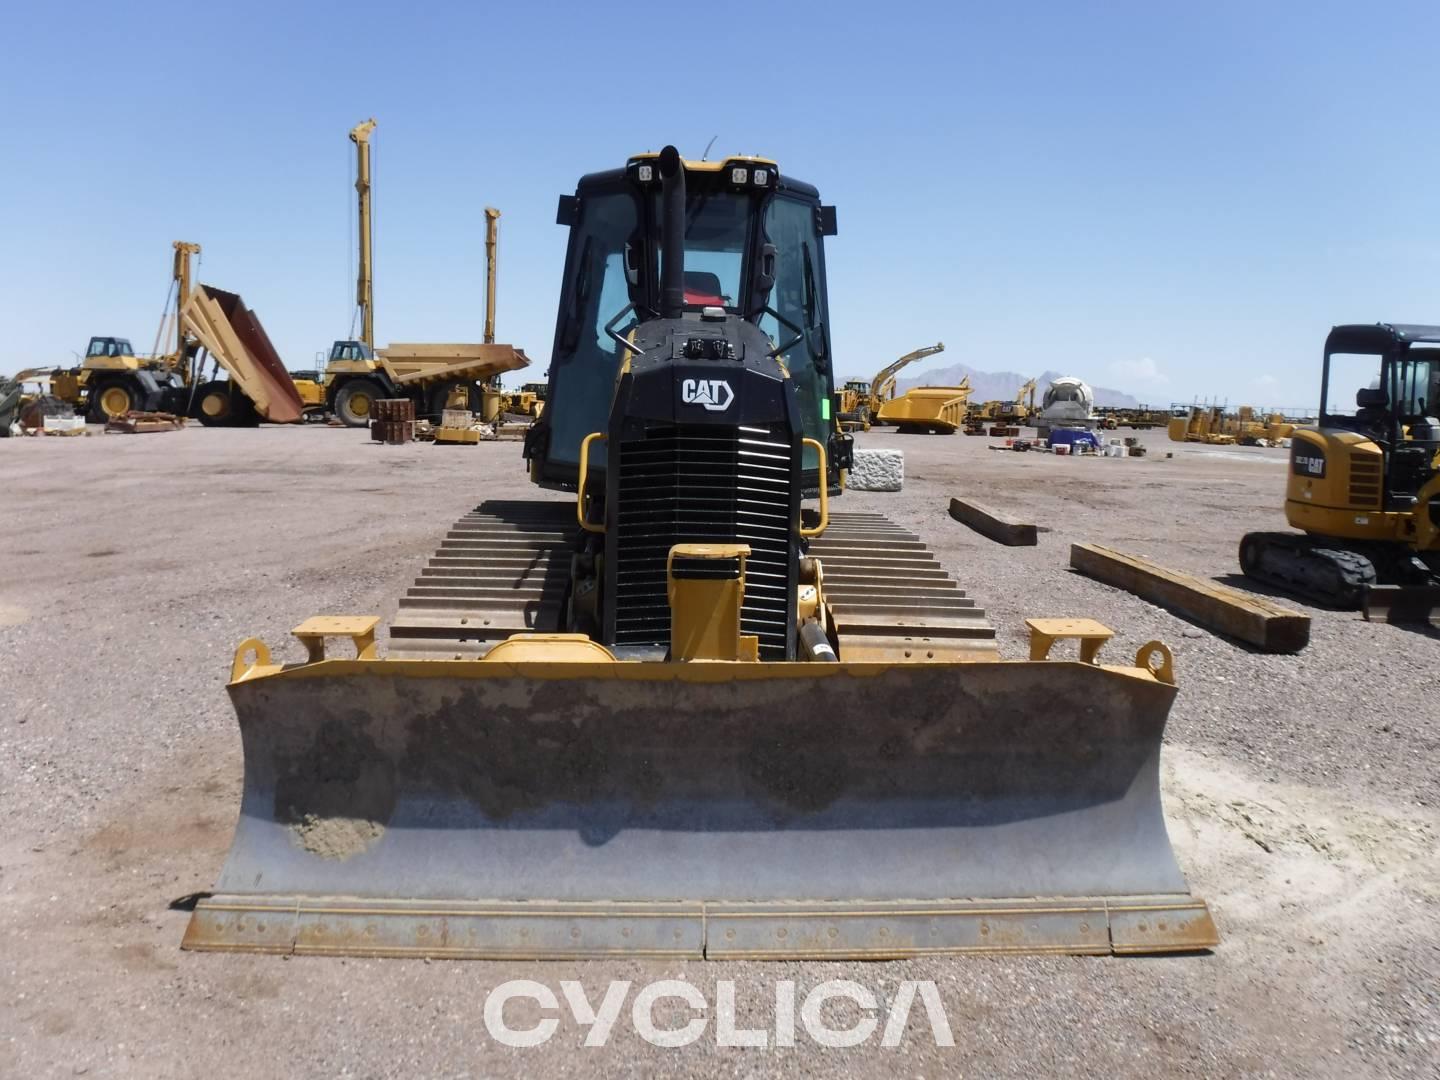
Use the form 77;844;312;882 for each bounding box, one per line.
1;424;1436;1078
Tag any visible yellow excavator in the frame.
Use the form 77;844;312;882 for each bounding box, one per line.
1240;323;1440;620
184;146;1215;961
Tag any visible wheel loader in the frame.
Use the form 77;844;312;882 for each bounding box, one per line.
185;146;1216;960
1240;323;1440;620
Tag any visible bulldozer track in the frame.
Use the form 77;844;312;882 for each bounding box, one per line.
388;501;997;660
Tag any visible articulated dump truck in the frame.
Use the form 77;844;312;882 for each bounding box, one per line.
186;147;1217;961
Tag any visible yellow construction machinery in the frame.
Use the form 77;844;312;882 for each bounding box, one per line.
963;399;994;435
49;242;304;425
863;341;944;423
836;378;872;429
997;377;1038;428
48;242;199;422
876;380;973;433
1167;405;1295;446
186;145;1215;961
501;382;547;419
974;378;1039;437
286;370;329;417
1240;323;1440;619
324;121;525;426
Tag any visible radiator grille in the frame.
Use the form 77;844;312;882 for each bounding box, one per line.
613;423;794;659
1348;452;1382;508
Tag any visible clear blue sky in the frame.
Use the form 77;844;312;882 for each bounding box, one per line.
3;0;1436;408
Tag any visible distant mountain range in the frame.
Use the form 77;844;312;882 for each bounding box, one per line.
891;362;1142;408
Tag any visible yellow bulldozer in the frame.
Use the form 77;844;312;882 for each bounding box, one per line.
184;146;1215;961
1240;323;1440;620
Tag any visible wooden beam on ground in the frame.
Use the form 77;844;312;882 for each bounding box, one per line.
1069;543;1310;653
949;497;1038;546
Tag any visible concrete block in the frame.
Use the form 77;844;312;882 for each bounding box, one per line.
849;448;904;492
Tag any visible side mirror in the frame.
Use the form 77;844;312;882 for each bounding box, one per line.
749;242;777;314
756;242;776;292
556;195;580;226
817;205;838;237
623;241;640;287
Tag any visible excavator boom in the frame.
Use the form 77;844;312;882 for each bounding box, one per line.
867;341;945;411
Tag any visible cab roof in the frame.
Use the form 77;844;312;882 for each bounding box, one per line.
1326;323;1440;353
574;152;820;199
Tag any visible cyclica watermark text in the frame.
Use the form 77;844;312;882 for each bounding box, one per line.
482;978;954;1049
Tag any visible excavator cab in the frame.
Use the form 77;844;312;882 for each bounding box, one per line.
1315;324;1440;509
524;151;842;490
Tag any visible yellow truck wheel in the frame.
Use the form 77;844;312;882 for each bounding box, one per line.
88;380;139;423
334;379;382;428
196;382;235;427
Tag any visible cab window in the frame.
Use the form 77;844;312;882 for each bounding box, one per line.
1397;348;1438;419
546;189;640;467
655;192;749;309
759;195;831;467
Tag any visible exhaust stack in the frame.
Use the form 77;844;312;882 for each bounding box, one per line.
658;145;686;319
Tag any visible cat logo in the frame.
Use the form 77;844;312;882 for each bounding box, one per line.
680;378;734;412
1291;443;1326;479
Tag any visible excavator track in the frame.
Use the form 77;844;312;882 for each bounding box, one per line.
1238;531;1377;610
388;501;997;659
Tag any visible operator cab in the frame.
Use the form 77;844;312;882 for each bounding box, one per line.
1321;323;1440;507
527;150;840;489
85;336;136;359
328;340;374;363
1322;324;1440;432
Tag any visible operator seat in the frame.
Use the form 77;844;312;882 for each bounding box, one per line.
682;271;726;307
1355;387;1389;436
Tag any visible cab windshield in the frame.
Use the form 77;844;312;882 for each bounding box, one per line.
330;341;373;362
656;191;751;310
543;176;833;477
87;339;133;358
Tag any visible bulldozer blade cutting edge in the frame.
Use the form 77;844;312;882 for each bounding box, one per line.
185;657;1217;959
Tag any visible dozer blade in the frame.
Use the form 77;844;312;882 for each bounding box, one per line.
185;648;1216;959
